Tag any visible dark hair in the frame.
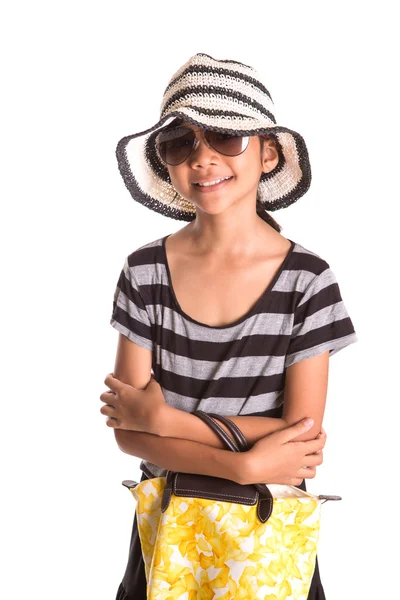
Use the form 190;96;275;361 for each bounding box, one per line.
256;136;282;233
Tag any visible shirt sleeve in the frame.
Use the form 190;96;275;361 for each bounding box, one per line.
284;265;358;368
109;256;154;352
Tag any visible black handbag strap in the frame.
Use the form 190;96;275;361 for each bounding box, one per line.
162;409;274;521
192;410;241;452
206;412;250;451
190;409;273;513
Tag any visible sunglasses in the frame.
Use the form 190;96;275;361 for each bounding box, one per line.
155;126;251;166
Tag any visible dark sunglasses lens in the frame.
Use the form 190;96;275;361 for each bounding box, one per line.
156;127;194;165
206;131;249;155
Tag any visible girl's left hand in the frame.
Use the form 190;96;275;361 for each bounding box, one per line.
100;373;167;433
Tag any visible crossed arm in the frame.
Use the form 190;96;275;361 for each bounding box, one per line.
111;333;328;482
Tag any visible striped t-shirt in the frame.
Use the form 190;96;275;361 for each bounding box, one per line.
110;234;358;478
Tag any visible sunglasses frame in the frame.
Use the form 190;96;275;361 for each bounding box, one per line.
155;126;252;166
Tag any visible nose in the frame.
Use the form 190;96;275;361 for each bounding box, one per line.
188;131;218;166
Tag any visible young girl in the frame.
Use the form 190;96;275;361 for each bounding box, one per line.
102;53;358;600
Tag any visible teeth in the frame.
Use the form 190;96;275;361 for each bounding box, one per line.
196;177;231;187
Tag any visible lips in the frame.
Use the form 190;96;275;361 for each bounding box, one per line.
191;176;234;193
192;176;233;187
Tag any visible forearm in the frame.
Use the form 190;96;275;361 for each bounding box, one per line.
154;405;287;448
114;429;248;484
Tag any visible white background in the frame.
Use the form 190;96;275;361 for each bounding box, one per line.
2;1;398;598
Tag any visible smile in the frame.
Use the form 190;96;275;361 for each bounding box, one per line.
192;176;233;191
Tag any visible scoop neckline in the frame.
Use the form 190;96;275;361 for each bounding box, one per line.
161;234;296;330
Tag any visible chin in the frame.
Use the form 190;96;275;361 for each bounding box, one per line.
197;202;235;216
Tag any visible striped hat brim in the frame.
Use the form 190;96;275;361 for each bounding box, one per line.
115;53;312;221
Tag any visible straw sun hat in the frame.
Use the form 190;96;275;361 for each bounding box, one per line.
115;52;312;221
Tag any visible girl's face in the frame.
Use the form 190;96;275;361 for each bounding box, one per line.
165;121;279;216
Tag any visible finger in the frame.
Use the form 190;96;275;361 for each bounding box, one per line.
301;466;316;478
307;450;323;457
305;429;326;448
314;431;326;445
315;431;327;448
302;436;326;454
298;464;316;475
280;419;314;443
307;449;322;457
99;391;117;406
291;478;304;486
104;372;124;391
100;404;117;417
100;390;117;399
314;450;324;465
304;453;323;467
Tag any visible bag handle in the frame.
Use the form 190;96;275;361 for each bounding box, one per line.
189;410;274;517
194;411;341;503
122;412;246;490
204;411;250;451
123;410;341;508
192;410;243;452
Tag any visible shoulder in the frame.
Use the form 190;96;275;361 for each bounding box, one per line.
119;235;167;293
125;235;165;268
286;239;340;301
290;239;331;275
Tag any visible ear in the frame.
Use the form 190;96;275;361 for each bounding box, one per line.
261;137;279;173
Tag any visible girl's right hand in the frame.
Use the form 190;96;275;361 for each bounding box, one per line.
244;419;326;486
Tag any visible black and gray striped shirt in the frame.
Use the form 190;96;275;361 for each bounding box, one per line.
110;234;358;477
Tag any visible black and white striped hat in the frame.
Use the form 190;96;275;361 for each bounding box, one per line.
116;52;312;221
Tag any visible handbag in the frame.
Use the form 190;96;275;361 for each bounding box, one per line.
121;410;341;600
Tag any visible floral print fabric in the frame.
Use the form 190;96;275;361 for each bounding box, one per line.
128;477;322;600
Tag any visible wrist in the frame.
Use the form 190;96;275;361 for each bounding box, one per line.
236;449;260;486
228;450;253;485
152;405;206;440
148;403;171;437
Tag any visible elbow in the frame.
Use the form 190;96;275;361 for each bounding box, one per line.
114;429;129;453
113;429;144;457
